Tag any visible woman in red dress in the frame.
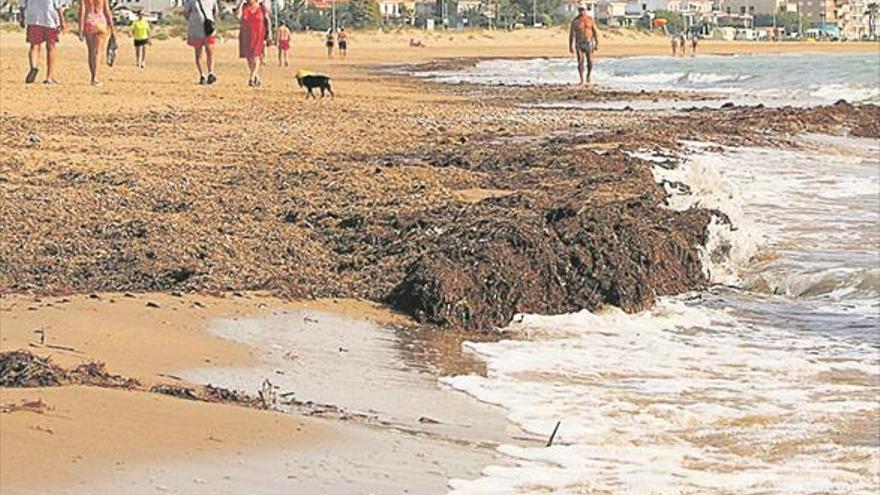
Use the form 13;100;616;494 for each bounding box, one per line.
238;0;268;86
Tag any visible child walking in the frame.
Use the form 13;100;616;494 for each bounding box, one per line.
19;0;65;84
131;11;150;68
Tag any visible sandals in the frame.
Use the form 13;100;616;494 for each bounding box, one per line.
25;67;38;84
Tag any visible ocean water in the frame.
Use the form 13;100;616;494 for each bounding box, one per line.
422;52;880;106
439;56;880;493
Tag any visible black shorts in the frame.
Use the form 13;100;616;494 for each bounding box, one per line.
339;40;347;50
134;38;148;47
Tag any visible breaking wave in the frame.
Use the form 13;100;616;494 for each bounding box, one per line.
444;136;880;493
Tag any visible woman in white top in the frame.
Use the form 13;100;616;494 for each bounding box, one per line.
183;0;219;84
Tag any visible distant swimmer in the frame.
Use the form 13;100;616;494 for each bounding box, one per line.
568;5;599;85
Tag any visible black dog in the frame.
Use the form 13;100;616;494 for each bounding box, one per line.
296;72;334;99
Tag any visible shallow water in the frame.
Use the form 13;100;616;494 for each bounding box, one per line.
444;134;880;493
422;52;880;106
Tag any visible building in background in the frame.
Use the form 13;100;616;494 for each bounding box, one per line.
379;0;402;19
719;0;784;15
595;0;637;25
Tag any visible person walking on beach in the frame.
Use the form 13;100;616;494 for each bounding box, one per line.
678;34;687;56
325;28;335;58
568;5;599;85
183;0;218;85
131;10;150;68
238;0;268;87
276;22;290;67
19;0;65;84
78;0;113;85
690;35;698;56
670;35;677;56
337;27;348;58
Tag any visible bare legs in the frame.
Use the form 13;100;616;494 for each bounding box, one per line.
575;48;594;85
85;32;107;85
28;43;40;72
247;56;260;86
26;42;56;83
135;44;146;68
194;45;205;79
46;42;56;82
193;44;215;83
278;48;287;67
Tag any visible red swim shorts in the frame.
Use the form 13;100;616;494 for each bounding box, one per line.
187;35;216;48
26;25;59;45
279;39;290;51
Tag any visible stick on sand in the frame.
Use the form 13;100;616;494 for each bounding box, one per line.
546;420;561;447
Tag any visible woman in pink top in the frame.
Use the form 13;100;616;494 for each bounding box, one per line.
78;0;114;85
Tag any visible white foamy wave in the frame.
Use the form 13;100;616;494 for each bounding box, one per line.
644;147;763;286
445;299;880;494
811;83;880;104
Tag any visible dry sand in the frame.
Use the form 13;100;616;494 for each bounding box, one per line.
1;25;876;494
0;386;319;493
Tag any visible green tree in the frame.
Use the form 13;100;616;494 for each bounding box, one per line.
348;0;380;28
653;9;683;33
513;0;561;26
753;11;800;33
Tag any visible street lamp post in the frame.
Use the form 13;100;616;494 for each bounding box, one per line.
533;0;537;27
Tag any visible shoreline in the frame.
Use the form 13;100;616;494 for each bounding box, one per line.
1;293;516;494
2;29;879;494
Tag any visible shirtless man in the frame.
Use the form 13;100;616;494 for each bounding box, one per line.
569;5;599;85
276;22;291;66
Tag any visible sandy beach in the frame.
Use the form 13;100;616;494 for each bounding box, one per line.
2;24;878;494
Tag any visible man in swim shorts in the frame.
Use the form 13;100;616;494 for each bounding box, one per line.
19;0;65;84
568;5;599;85
276;22;291;67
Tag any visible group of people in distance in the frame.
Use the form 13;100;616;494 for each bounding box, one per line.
324;27;348;58
17;0;328;87
671;33;699;56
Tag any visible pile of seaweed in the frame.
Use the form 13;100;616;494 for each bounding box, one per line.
0;350;261;408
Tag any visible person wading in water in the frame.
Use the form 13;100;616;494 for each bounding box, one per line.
568;5;599;85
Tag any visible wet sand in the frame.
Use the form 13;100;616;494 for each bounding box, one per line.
0;293;516;494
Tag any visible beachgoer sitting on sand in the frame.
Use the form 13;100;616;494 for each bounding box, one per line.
183;0;218;85
569;5;599;85
131;10;150;69
409;38;425;47
78;0;113;85
20;0;65;84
